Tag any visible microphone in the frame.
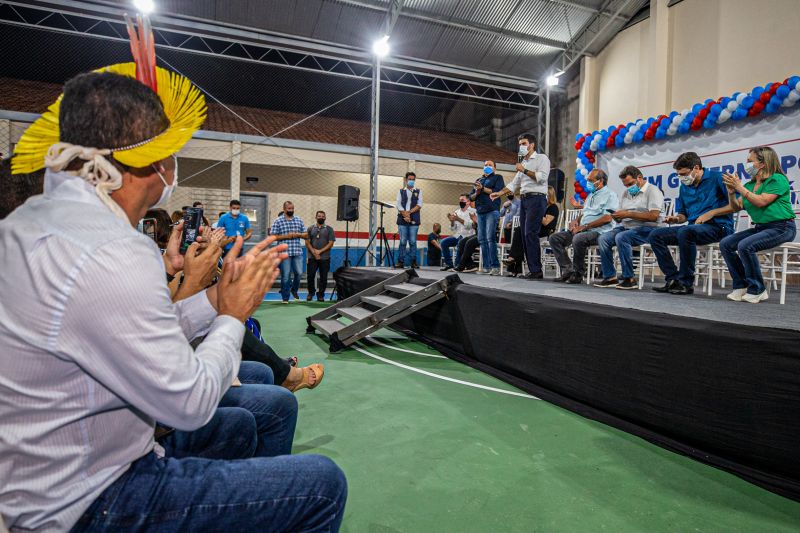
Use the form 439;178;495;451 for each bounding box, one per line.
518;154;524;164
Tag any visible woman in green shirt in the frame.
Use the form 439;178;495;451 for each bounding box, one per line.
720;146;796;303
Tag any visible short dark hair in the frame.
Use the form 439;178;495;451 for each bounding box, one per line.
60;72;169;162
405;171;416;180
283;200;294;208
316;210;325;216
590;169;608;185
673;152;702;171
230;199;241;207
193;201;203;207
518;133;536;145
218;211;226;217
619;165;643;180
181;205;190;211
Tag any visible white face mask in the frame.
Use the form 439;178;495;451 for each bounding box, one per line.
518;144;529;157
745;162;758;176
151;156;178;209
679;171;695;186
231;209;240;216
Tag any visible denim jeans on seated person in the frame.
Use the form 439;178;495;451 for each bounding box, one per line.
73;360;347;532
648;223;730;287
440;235;462;268
719;219;797;295
598;226;655;280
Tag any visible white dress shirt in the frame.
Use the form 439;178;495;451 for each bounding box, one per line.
450;206;477;238
506;152;551;195
0;172;243;532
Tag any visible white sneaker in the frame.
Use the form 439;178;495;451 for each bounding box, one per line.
726;288;747;302
489;268;501;276
742;290;769;304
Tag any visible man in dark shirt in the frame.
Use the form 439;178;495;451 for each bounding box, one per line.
305;210;336;301
469;160;504;275
427;223;442;266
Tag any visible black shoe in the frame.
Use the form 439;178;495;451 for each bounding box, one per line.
668;282;694;295
454;266;466;272
565;273;583;284
615;278;638;290
521;272;543;280
553;270;572;283
652;280;678;293
411;262;418;269
440;265;452;271
291;290;300;300
396;262;404;269
593;277;618;288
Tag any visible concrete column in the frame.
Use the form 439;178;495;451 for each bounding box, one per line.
646;0;672;115
230;140;241;201
578;56;599;134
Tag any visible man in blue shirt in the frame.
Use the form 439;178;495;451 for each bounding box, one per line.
648;152;735;295
469;160;504;275
271;200;307;303
218;199;252;254
548;169;619;284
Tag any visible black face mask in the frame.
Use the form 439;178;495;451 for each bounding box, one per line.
317;218;325;225
286;211;294;217
459;201;467;209
507;196;514;201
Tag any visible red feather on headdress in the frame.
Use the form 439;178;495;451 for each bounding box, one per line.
124;13;158;93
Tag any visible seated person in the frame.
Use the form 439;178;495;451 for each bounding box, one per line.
440;195;477;270
548;170;618;284
720;146;797;303
0;68;346;531
504;186;559;276
595;166;664;289
648;152;735;295
453;234;480;273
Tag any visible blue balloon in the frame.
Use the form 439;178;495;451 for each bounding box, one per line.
634;132;644;143
655;130;665;140
710;103;723;116
575;133;583;142
769;95;782;107
627;122;635;128
669;110;679;119
678;123;690;134
765;102;779;114
720;97;732;107
752;87;765;99
692;103;704;114
788;76;800;87
647;117;656;125
574;193;581;201
741;96;755;109
615;137;624;147
776;85;790;99
732;108;748;120
704;98;714;105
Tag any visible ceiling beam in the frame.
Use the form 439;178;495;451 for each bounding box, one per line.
380;0;405;37
545;0;629;22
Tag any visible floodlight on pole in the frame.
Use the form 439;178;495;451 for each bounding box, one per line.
133;0;155;14
373;35;390;58
546;74;559;87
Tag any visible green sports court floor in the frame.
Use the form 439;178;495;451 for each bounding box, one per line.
252;301;800;532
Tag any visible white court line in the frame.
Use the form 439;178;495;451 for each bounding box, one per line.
353;344;539;400
365;336;447;359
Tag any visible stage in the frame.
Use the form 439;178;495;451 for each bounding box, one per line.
334;266;800;501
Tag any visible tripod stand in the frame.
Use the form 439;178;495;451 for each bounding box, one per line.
358;201;395;267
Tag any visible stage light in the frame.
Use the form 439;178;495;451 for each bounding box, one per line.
373;35;390;58
133;0;155;14
546;75;559;87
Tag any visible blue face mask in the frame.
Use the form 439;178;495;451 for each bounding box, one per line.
627;184;641;196
483;166;493;175
584;181;596;194
407;180;415;188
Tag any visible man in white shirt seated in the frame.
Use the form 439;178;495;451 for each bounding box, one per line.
0;69;346;532
440;194;477;271
595;165;665;290
490;133;551;280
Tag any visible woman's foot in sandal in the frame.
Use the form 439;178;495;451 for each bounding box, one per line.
282;364;324;392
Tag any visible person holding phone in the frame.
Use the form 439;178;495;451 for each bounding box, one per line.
469;160;504;275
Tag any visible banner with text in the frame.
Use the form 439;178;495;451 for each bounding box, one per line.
597;107;799;202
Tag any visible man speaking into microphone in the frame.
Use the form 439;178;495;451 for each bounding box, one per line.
491;133;551;279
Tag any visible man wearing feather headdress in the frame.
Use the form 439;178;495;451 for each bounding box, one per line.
0;13;347;533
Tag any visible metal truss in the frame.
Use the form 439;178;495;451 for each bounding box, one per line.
0;1;540;109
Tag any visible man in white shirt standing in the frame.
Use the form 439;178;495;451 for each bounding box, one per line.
491;133;551;279
440;194;477;271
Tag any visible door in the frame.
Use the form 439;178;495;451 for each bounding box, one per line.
240;193;268;251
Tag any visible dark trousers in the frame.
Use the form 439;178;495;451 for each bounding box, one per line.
457;235;480;268
307;257;330;299
241;329;291;385
648;223;729;287
548;229;600;276
520;195;547;273
506;226;524;274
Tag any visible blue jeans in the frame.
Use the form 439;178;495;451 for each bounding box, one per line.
520;195;547;273
279;254;303;301
719;220;797;294
397;224;419;266
648;223;730;287
440;235;462;268
477;210;500;269
598;226;656;279
219;361;298;457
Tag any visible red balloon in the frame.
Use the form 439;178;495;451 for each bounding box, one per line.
644;130;654;140
690;120;702;131
574;184;583;192
749;102;764;116
759;92;771;104
574;141;582;150
579;191;588;199
770;82;780;94
698;108;709;119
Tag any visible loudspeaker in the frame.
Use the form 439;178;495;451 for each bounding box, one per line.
337;185;360;221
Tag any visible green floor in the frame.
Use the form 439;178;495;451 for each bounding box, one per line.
253;302;800;533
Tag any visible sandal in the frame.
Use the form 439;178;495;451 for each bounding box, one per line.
287;364;324;393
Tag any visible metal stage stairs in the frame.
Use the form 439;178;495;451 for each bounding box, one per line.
306;269;457;352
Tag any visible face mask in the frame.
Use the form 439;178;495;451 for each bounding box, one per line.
507;195;514;201
584;181;596;194
231;209;240;216
407;180;415;188
745;163;758;176
627;184;641;196
518;145;529;157
151;157;177;209
679;172;695;186
286;210;294;217
317;218;325;225
483;166;493;175
459;201;467;209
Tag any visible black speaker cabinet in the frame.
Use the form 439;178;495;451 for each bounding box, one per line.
337;185;360;221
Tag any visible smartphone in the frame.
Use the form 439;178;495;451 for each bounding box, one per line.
606;209;616;214
180;207;203;254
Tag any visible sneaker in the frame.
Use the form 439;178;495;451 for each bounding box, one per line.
742;290;768;304
565;273;583;284
668;282;694;295
553;270;572;283
462;266;479;273
593;277;618;288
476;268;491;275
615;278;638;290
440;265;453;271
282;300;289;304
489;268;501;276
652;280;678;293
726;288;747;302
291;290;300;300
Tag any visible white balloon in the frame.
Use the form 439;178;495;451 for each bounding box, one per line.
672;115;682;125
736;93;747;104
681;109;691;116
787;90;800;103
580;169;588;176
795;81;800;92
781;98;793;107
667;126;677;136
726;100;738;111
718;109;731;123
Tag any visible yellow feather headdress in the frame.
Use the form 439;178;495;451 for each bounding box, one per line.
11;62;206;174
